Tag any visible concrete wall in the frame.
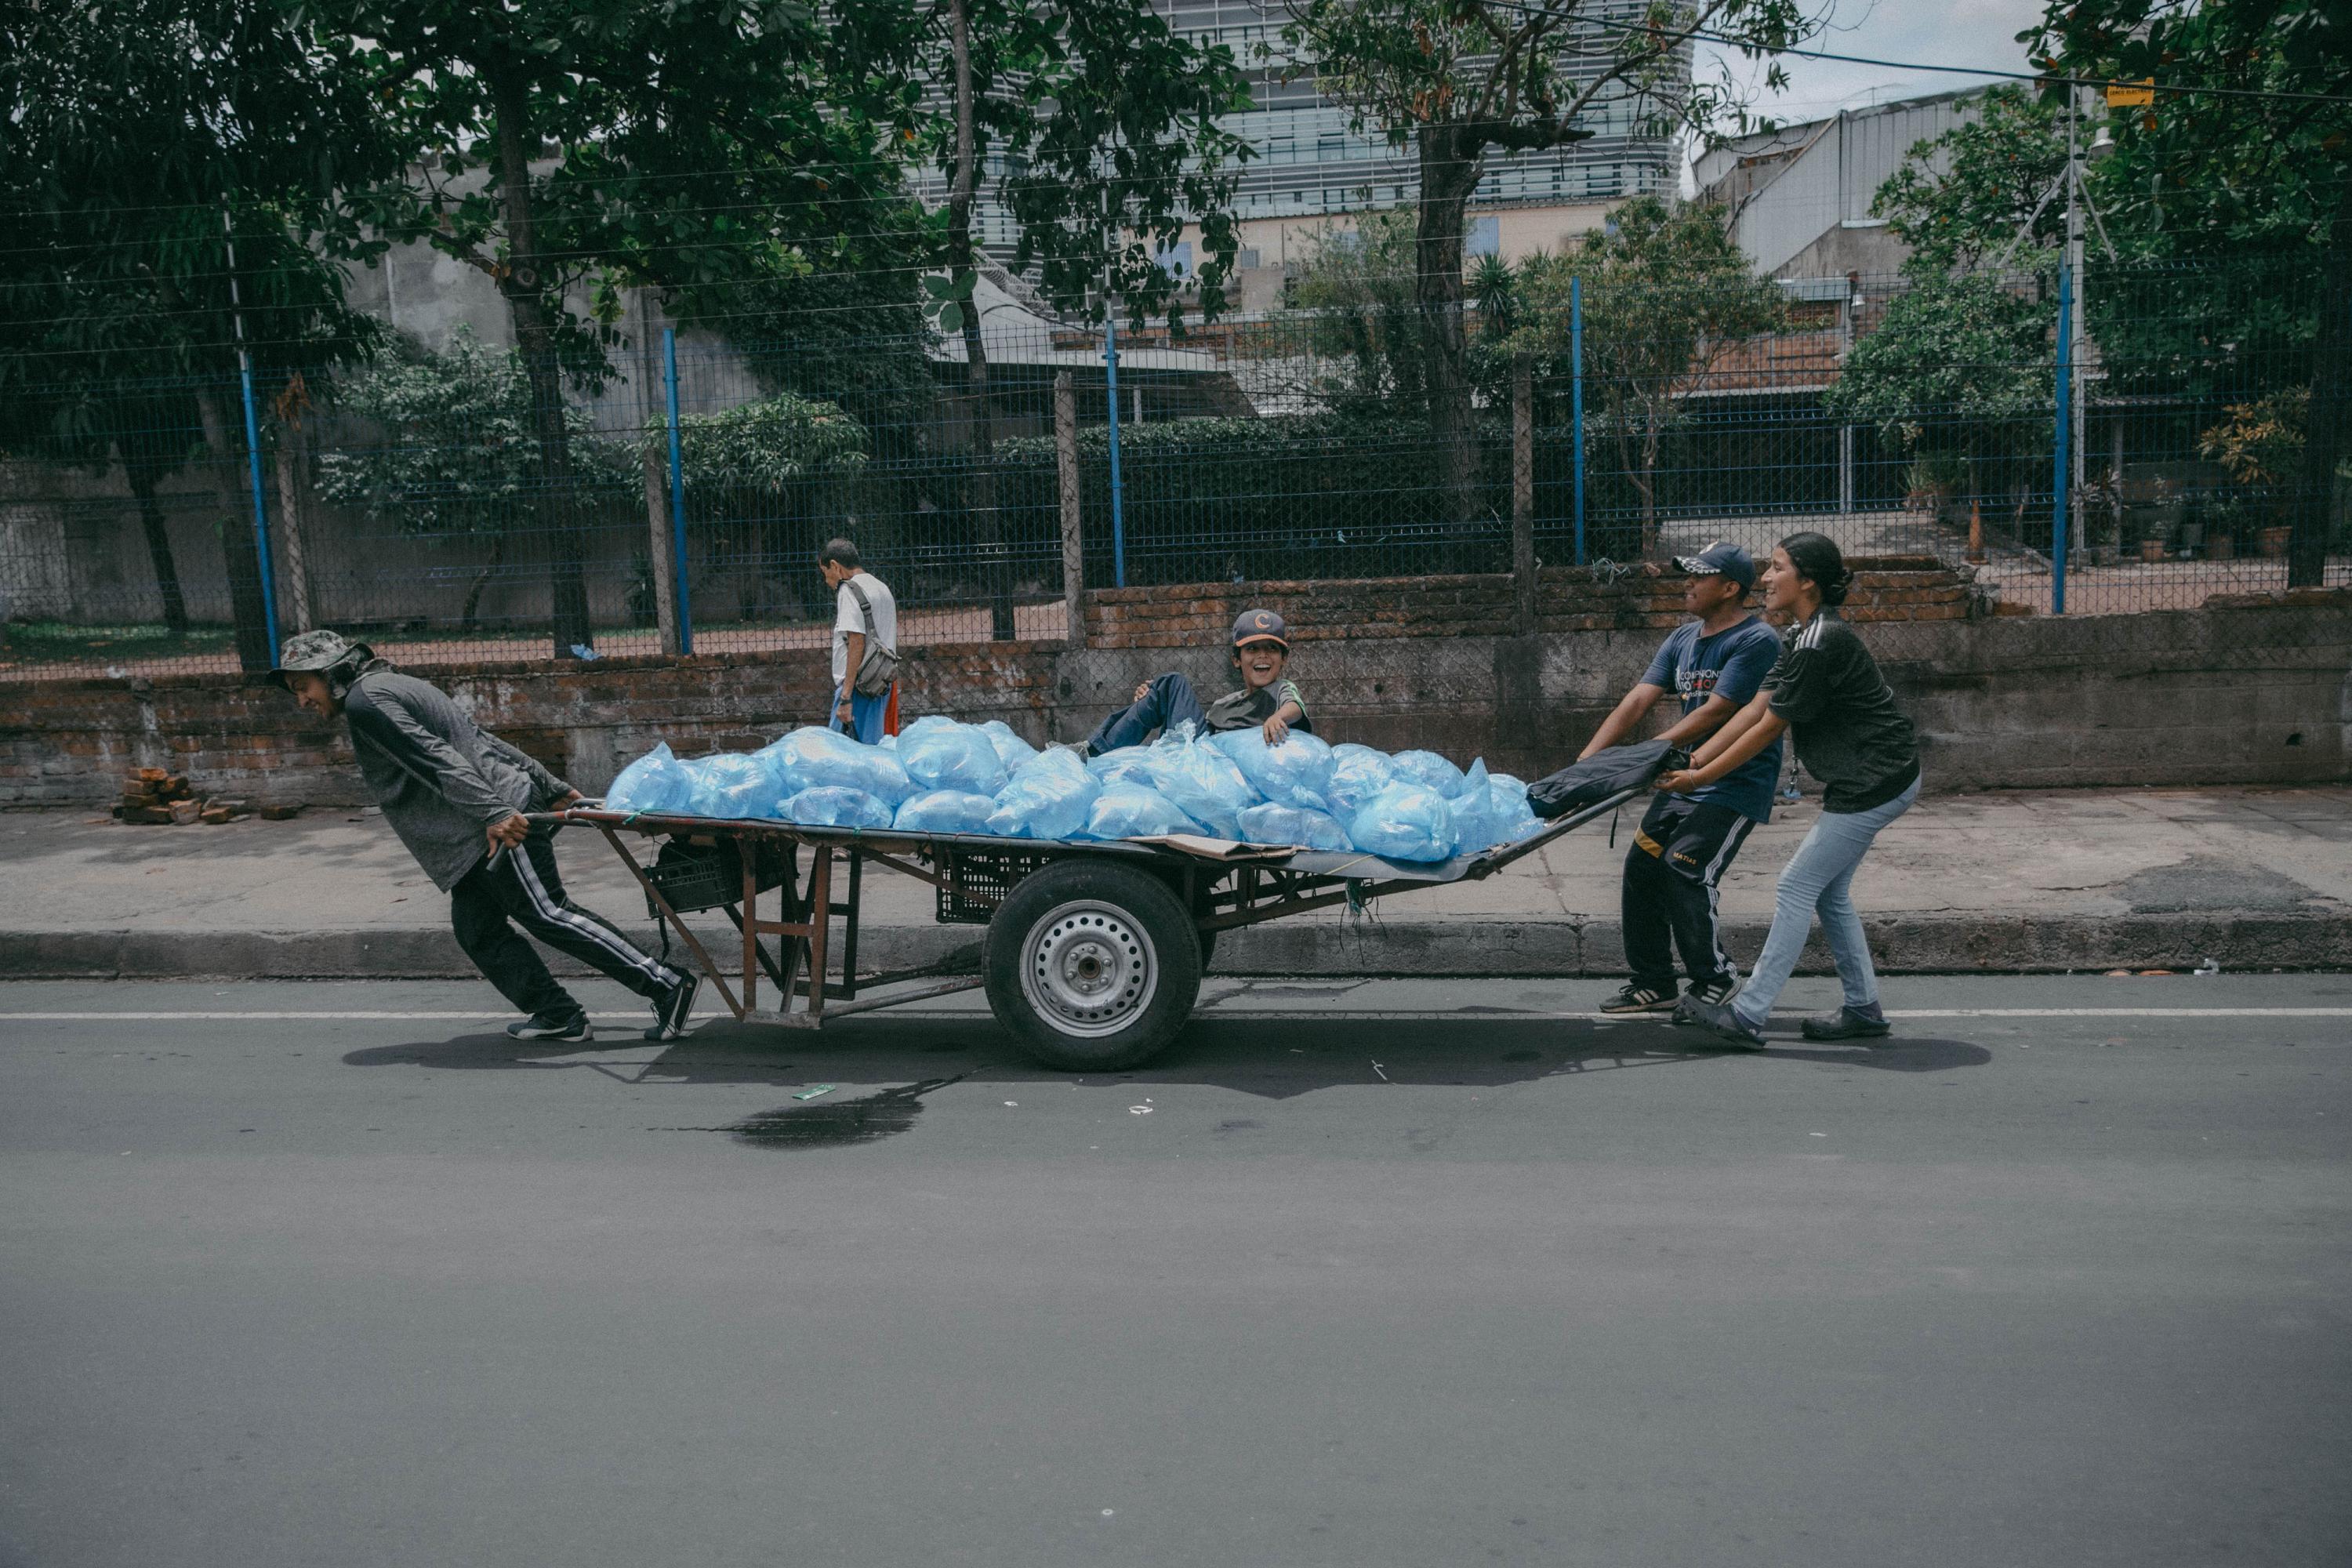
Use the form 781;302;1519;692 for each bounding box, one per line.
5;592;2346;809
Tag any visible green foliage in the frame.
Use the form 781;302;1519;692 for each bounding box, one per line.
1873;87;2064;274
314;331;637;535
2199;388;2307;488
1824;272;2051;467
659;394;872;495
1284;214;1431;413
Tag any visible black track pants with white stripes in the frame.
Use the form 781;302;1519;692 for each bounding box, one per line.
449;832;681;1021
1621;796;1757;994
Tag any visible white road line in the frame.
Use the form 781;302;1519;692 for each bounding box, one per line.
0;1007;2348;1023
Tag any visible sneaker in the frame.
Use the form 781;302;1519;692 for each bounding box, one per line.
645;971;701;1042
1599;983;1679;1014
1685;976;1738;1008
1801;1005;1893;1042
507;1011;592;1043
1672;992;1768;1050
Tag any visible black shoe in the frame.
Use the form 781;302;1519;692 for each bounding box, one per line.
1801;1005;1893;1042
1672;993;1768;1050
507;1011;592;1043
1600;983;1679;1014
646;972;701;1042
1685;977;1738;1008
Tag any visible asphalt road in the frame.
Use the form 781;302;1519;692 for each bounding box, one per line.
2;973;2348;1568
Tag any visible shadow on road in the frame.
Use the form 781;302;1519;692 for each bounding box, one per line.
343;1014;1993;1105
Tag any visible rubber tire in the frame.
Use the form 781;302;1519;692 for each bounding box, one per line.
985;859;1203;1072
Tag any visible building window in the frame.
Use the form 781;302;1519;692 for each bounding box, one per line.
1466;216;1501;256
1156;241;1194;278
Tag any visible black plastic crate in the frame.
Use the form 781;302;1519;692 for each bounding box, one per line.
644;835;795;918
933;850;1054;925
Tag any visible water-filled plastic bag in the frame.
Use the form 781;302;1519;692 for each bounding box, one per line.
1236;801;1352;852
1482;772;1543;844
1346;781;1458;862
777;786;895;830
763;726;913;805
1138;724;1259;838
1086;749;1159;789
688;751;783;818
1449;760;1501;855
1081;784;1205;840
978;720;1040;773
986;747;1101;841
1324;744;1398;821
892;789;1002;836
897;718;1008;797
604;742;694;815
1210;728;1334;811
1389;749;1466;797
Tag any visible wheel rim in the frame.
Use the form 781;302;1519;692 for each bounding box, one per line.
1018;899;1160;1039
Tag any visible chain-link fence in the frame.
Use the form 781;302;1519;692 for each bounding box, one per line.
2;258;2343;687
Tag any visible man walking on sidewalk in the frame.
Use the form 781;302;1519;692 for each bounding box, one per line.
1576;543;1784;1015
820;539;899;743
273;631;699;1044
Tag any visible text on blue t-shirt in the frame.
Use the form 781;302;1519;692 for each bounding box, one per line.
1639;615;1784;821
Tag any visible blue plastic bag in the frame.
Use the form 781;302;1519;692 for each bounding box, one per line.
1390;748;1467;797
1086;748;1160;788
1324;744;1399;821
604;742;694;815
1139;724;1259;839
1483;772;1543;844
1236;801;1352;852
1080;784;1205;840
1449;760;1499;855
978;720;1040;773
1346;781;1459;862
892;789;1003;836
688;751;784;818
986;747;1100;841
1210;728;1334;811
777;786;895;831
897;717;1009;797
763;726;913;805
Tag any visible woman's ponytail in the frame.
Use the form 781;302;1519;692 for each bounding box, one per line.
1778;531;1853;607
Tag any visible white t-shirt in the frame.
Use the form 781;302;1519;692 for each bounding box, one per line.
831;571;898;687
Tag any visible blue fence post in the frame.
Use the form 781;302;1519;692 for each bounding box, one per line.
1103;304;1127;589
663;328;694;655
1570;274;1587;567
236;364;280;655
2052;264;2072;615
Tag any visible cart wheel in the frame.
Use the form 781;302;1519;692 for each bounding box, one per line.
985;860;1203;1072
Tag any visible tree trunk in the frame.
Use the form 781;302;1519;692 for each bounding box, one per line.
2289;165;2352;588
946;0;1015;641
121;448;189;639
491;75;593;657
461;530;508;633
1414;124;1483;528
1638;413;1663;555
272;428;315;636
194;383;275;672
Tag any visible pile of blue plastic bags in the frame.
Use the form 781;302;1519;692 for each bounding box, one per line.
602;717;1543;862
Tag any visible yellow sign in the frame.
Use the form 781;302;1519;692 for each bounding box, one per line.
2106;78;2155;108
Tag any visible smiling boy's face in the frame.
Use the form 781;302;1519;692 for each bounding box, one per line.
1233;638;1287;690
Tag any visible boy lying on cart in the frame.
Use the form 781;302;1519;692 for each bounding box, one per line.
1080;608;1312;755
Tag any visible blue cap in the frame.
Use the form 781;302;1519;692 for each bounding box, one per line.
1673;542;1757;590
1232;608;1289;648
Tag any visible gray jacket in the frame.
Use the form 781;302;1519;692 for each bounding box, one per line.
342;668;574;891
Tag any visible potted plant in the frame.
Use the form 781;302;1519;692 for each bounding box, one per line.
2200;390;2307;561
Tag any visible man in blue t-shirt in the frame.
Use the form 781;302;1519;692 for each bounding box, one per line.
1576;543;1786;1014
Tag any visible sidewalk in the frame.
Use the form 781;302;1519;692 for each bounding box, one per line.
4;786;2347;980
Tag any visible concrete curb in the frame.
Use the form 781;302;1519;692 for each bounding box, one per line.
6;909;2345;982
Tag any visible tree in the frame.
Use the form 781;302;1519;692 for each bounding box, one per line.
322;0;916;654
1873;86;2067;274
840;0;1254;638
2027;0;2352;584
1824;271;2053;528
313;330;637;632
0;0;404;666
661;392;873;622
1286;212;1431;413
1514;197;1785;554
1279;0;1813;524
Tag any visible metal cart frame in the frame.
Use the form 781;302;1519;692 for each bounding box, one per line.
536;784;1643;1069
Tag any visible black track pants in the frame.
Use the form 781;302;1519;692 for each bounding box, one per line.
448;832;681;1021
1621;795;1757;993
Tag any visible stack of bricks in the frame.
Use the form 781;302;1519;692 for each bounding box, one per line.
1082;557;1977;649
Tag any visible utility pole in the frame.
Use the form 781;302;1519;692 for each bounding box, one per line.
2065;83;2089;559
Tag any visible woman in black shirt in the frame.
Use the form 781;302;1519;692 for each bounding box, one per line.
1653;532;1922;1047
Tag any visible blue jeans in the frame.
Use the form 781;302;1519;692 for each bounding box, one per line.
1086;672;1209;754
1733;775;1920;1029
828;683;891;745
